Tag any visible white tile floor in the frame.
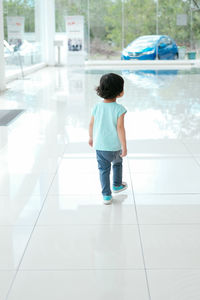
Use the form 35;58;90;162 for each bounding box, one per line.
0;67;200;299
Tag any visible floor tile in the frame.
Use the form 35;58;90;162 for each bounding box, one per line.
58;157;98;173
128;157;200;174
0;173;55;197
135;194;200;224
147;269;200;300
20;225;144;269
48;170;132;196
0;196;42;226
127;140;190;156
63;143;96;154
37;193;136;225
48;171;102;195
7;270;149;300
0;271;15;300
131;172;200;194
0;149;62;174
184;141;200;155
140;224;200;268
58;156;130;174
0;226;33;270
194;156;200;166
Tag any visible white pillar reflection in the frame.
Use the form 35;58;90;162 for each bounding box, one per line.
0;0;6;91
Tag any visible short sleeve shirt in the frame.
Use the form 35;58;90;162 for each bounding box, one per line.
92;102;127;151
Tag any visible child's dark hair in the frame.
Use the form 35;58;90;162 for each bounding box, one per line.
96;73;124;99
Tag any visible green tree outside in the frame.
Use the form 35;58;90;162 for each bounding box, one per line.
3;0;200;56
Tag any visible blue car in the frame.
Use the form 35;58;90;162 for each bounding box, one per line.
121;35;178;60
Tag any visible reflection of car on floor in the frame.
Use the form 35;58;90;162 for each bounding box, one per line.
122;69;178;88
121;35;179;60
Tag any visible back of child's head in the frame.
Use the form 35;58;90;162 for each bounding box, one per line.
96;73;124;99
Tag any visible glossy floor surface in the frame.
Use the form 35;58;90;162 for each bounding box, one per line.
1;67;200;300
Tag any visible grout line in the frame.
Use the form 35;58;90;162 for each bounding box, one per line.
43;192;200;196
3;267;200;272
127;157;152;300
11;267;200;271
2;222;200;228
11;267;146;272
18;223;200;227
127;154;196;158
182;141;200;169
134;223;200;226
133;192;200;195
5;150;65;300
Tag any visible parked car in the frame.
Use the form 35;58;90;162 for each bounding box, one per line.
121;35;178;60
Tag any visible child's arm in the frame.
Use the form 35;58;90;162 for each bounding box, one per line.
89;116;94;147
117;113;127;157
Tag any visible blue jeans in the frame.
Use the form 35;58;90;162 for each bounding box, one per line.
96;150;123;196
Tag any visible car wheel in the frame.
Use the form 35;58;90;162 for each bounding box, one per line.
174;53;178;60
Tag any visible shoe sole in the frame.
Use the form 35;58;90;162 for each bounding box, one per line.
113;185;128;193
103;200;112;205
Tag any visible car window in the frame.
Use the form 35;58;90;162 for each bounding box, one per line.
160;38;167;44
166;37;172;45
130;37;158;47
161;37;172;45
159;37;172;46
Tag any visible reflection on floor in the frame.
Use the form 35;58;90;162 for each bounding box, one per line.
0;109;25;126
0;66;200;300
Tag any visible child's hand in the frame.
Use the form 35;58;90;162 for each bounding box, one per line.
89;137;93;147
120;148;127;157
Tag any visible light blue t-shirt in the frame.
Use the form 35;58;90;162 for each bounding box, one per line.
92;102;127;151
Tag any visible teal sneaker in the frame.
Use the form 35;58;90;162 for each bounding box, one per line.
103;195;112;205
113;182;128;193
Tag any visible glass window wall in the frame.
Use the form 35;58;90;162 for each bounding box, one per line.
2;0;200;69
3;0;42;77
55;0;200;61
55;0;88;64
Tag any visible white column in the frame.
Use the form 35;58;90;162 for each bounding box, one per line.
0;0;6;91
35;0;55;66
122;0;124;50
156;0;159;35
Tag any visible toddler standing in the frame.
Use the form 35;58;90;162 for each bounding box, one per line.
89;73;127;204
